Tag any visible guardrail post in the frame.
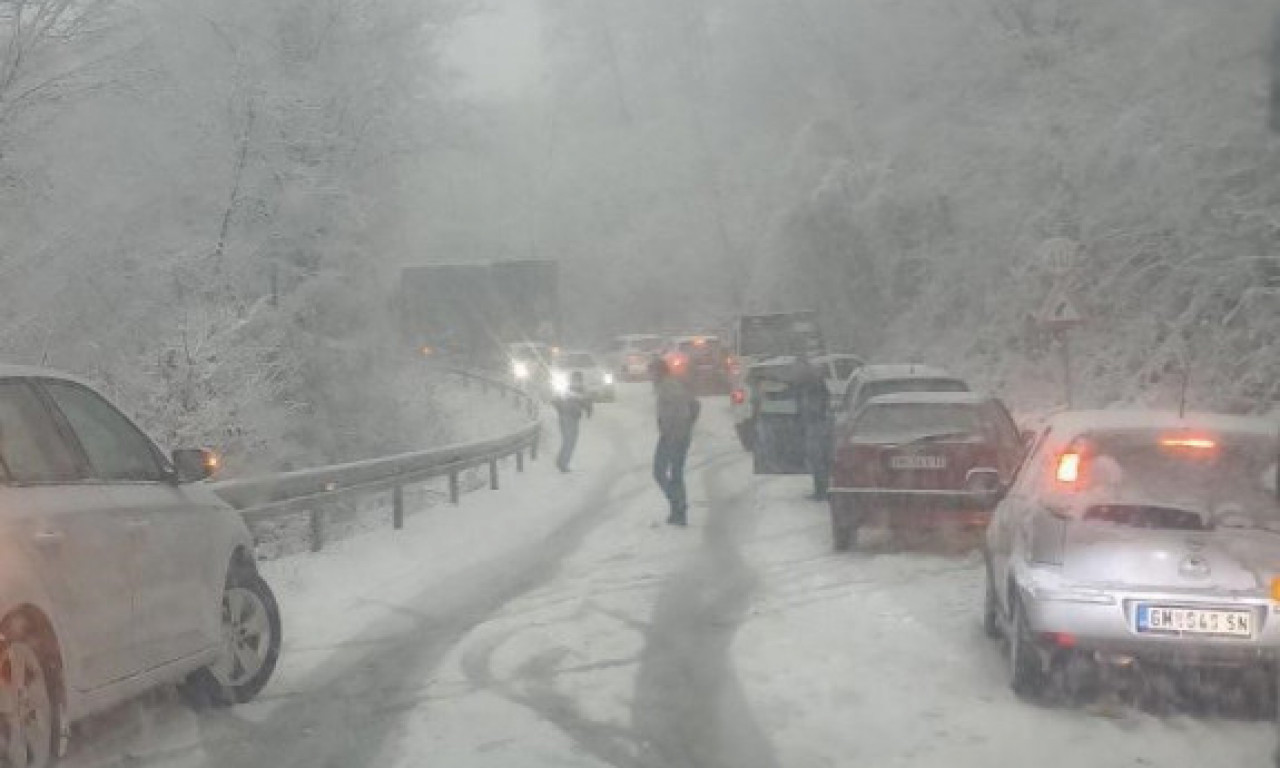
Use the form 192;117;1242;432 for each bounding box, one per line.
310;509;325;552
449;472;460;505
489;459;499;490
516;450;524;472
393;484;404;530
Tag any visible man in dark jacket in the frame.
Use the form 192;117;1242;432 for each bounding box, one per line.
553;371;593;472
651;358;700;525
793;356;832;500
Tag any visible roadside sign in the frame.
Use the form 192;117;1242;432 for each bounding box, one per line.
1037;289;1084;329
1039;238;1081;277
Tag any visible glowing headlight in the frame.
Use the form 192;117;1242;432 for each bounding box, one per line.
602;372;615;385
550;370;570;395
512;360;531;380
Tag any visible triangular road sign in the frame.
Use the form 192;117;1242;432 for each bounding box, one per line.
1038;290;1084;329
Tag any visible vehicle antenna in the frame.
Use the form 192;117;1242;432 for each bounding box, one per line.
1178;362;1190;419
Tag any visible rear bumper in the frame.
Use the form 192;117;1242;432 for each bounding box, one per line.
1019;580;1280;666
828;487;1000;507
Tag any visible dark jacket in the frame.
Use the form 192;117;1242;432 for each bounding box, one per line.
656;377;700;440
554;389;593;424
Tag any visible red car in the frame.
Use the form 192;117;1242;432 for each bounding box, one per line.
828;391;1025;550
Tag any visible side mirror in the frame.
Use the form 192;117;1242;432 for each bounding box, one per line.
173;448;219;483
965;467;1005;498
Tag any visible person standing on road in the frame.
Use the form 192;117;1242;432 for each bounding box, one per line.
553;371;593;473
651;357;700;526
793;356;832;501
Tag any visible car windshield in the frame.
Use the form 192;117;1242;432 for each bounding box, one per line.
853;402;984;442
1074;431;1280;525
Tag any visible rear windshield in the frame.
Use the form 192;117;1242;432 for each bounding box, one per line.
853;403;983;441
1070;431;1280;527
560;353;596;368
858;378;969;407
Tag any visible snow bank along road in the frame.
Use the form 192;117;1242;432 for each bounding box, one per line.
64;385;1274;767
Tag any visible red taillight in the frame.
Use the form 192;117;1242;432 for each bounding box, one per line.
730;389;746;405
1040;631;1077;649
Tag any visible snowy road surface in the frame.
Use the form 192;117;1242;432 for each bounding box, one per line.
64;385;1275;767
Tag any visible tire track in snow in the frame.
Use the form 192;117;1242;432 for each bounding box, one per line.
630;451;780;768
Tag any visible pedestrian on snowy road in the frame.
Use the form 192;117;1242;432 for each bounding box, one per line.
651;357;700;525
553;371;593;472
792;355;832;500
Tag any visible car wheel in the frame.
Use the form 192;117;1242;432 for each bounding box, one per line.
982;565;1001;640
735;421;755;452
0;618;60;768
1007;594;1045;698
186;569;281;708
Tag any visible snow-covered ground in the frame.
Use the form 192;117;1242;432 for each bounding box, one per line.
63;385;1277;767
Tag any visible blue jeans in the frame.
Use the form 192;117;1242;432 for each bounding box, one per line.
653;434;692;517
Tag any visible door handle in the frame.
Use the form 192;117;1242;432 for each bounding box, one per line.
31;531;65;549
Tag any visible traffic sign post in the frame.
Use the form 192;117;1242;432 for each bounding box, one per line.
1037;285;1085;408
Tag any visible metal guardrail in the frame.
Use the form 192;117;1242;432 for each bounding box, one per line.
210;368;541;552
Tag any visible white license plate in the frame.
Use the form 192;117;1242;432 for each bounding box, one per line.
1135;605;1253;638
889;455;947;470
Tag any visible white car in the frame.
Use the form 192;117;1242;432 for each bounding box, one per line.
0;367;280;766
550;351;616;402
609;335;666;382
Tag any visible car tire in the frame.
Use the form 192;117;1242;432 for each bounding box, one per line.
830;498;856;552
184;569;281;708
1007;593;1045;699
982;564;1001;640
0;615;60;768
735;420;755;452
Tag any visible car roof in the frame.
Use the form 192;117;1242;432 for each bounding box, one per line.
814;353;863;362
1046;409;1279;440
863;391;991;406
0;364;89;384
853;364;953;381
557;349;595;358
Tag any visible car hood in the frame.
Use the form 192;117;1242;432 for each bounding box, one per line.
1063;524;1280;593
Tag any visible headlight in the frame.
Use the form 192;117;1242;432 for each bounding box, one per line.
512;360;531;380
551;370;570;395
602;372;615;385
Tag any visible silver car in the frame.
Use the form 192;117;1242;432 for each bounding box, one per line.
984;410;1280;700
0;367;280;766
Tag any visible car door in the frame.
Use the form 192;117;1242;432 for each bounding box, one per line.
39;381;214;669
0;380;138;689
988;427;1050;610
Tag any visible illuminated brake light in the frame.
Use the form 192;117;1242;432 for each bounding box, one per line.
730;389;746;405
1161;437;1217;450
1056;452;1081;484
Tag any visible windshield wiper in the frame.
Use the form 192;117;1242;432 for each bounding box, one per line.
895;431;976;447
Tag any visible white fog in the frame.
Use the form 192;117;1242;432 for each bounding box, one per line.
0;1;1276;767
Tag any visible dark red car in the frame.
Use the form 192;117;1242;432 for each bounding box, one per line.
828;391;1025;550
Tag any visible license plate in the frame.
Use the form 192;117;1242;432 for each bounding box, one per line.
889;455;947;470
1135;605;1253;638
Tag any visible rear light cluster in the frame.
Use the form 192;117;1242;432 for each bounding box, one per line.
730;389;746;405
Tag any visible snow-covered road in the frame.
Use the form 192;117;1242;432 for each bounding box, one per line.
64;385;1276;767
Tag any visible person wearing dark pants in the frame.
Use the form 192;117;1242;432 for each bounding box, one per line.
553;372;593;472
793;356;832;500
651;358;700;525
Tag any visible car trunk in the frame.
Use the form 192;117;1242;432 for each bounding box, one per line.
1062;523;1265;593
837;438;997;491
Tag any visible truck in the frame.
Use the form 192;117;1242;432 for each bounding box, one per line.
397;260;560;369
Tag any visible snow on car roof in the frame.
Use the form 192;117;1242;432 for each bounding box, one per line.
853;364;953;380
0;364;89;383
1048;409;1280;440
863;391;991;406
